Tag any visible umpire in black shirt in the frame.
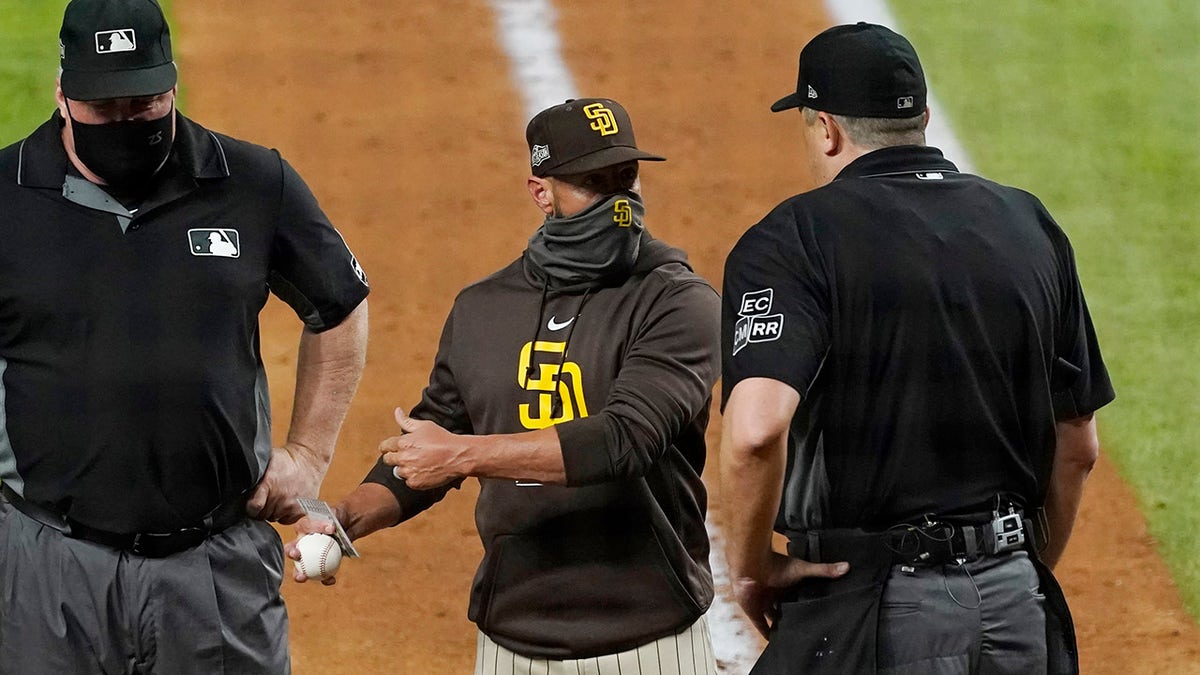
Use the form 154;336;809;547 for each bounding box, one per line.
0;1;369;673
720;23;1114;675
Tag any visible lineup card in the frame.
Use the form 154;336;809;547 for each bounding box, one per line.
297;498;360;558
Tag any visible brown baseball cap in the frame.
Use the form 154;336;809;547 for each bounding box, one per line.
59;0;177;101
526;98;665;177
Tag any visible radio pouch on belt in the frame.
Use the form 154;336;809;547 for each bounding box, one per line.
752;532;893;675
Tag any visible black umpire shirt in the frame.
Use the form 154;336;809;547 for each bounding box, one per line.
721;145;1114;533
0;112;369;533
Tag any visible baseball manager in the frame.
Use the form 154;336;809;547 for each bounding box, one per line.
291;98;721;674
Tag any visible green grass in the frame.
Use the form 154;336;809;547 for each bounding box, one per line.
0;3;64;139
890;0;1200;618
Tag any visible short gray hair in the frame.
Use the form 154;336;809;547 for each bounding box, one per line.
803;107;925;149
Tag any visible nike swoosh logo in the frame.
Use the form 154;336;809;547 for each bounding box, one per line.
547;315;575;331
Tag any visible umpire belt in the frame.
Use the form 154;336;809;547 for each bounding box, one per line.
1;482;245;558
788;520;1011;567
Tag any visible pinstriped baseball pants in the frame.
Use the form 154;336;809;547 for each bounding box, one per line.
474;614;718;675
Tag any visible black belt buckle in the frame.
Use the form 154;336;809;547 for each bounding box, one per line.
129;527;209;558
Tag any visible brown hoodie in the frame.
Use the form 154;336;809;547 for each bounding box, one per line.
364;236;720;659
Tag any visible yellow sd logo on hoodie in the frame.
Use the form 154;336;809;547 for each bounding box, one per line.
517;340;589;429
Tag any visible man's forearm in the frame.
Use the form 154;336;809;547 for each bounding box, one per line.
464;427;567;484
721;422;788;581
1041;414;1100;568
287;301;369;467
719;379;801;580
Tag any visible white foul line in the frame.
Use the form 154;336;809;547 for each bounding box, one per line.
484;0;763;672
486;0;577;121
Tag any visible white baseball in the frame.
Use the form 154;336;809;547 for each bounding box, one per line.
295;533;343;581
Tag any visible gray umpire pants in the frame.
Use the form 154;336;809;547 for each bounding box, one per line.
877;551;1047;674
0;495;290;675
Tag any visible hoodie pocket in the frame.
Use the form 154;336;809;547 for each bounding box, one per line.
476;520;702;656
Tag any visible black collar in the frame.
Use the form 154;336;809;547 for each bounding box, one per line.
16;110;231;190
834;145;959;182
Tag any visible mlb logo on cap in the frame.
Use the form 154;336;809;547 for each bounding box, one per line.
95;29;137;53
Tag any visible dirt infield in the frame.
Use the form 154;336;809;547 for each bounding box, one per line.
173;2;1200;673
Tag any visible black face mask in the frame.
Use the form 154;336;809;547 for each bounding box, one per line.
67;103;175;189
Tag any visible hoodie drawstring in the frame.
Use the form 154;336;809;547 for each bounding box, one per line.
550;288;591;418
522;279;552;387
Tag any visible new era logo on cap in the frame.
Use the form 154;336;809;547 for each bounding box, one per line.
95;29;136;53
808;84;818;99
531;144;550;167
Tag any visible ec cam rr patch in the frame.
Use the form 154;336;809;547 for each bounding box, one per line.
732;288;784;355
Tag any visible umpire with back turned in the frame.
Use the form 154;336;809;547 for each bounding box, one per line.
720;23;1114;674
0;1;369;673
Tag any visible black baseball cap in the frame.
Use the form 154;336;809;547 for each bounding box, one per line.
59;0;177;101
771;22;926;118
526;98;665;177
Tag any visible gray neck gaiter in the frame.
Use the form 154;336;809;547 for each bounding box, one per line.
525;191;646;289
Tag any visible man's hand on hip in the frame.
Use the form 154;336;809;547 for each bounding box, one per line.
246;443;327;524
733;551;849;638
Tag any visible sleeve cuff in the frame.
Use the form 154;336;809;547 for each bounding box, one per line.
362;457;457;523
556;416;613;486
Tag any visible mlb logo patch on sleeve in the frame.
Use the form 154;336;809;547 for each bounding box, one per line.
732;288;784;355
